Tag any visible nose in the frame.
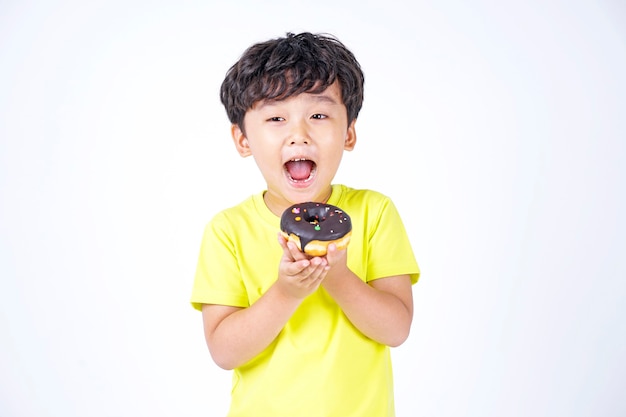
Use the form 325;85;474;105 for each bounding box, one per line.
288;120;310;145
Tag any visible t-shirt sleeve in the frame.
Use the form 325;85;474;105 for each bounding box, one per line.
367;197;420;284
190;213;250;311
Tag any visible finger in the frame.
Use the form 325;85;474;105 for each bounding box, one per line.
289;258;320;283
284;259;311;276
302;257;329;281
277;232;290;252
278;233;298;261
324;243;337;263
277;232;288;246
325;243;345;265
287;240;309;261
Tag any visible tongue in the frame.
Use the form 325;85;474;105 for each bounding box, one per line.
286;160;314;181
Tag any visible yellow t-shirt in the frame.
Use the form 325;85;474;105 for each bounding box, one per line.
191;184;420;417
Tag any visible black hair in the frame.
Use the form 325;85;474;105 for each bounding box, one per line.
220;32;364;130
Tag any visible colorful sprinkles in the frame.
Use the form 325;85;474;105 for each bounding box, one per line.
280;202;352;255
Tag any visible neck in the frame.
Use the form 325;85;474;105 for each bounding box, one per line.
263;186;333;217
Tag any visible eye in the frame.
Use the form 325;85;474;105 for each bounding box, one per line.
267;116;285;122
311;114;327;120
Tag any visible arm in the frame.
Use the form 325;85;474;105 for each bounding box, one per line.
202;237;330;370
202;285;299;370
321;244;414;347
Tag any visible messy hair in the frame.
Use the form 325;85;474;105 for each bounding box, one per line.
220;32;365;130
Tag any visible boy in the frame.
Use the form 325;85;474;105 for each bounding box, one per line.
191;32;420;417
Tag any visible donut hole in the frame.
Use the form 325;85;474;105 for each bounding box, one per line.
303;207;327;224
304;214;321;223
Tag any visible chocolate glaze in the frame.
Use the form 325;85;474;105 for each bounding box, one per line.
280;202;352;251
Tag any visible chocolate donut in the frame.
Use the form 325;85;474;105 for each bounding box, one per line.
280;202;352;257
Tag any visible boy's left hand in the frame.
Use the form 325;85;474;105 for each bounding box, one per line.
320;243;350;283
324;243;347;267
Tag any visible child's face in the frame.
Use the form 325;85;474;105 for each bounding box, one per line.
232;82;356;215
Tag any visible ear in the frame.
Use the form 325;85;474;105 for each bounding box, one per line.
231;124;252;157
344;119;357;151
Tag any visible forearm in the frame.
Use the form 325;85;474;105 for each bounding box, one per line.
322;271;413;347
205;242;331;369
203;283;302;369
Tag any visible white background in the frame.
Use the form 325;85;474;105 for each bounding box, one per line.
1;1;625;416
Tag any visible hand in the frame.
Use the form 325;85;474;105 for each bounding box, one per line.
276;233;330;300
320;243;350;285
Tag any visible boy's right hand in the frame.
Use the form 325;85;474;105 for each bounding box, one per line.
276;233;330;300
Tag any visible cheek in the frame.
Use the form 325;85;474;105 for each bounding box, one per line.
247;135;277;156
250;147;281;171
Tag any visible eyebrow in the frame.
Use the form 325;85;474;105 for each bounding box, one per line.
309;93;339;105
255;92;339;110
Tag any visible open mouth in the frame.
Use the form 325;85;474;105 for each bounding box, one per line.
284;158;317;182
